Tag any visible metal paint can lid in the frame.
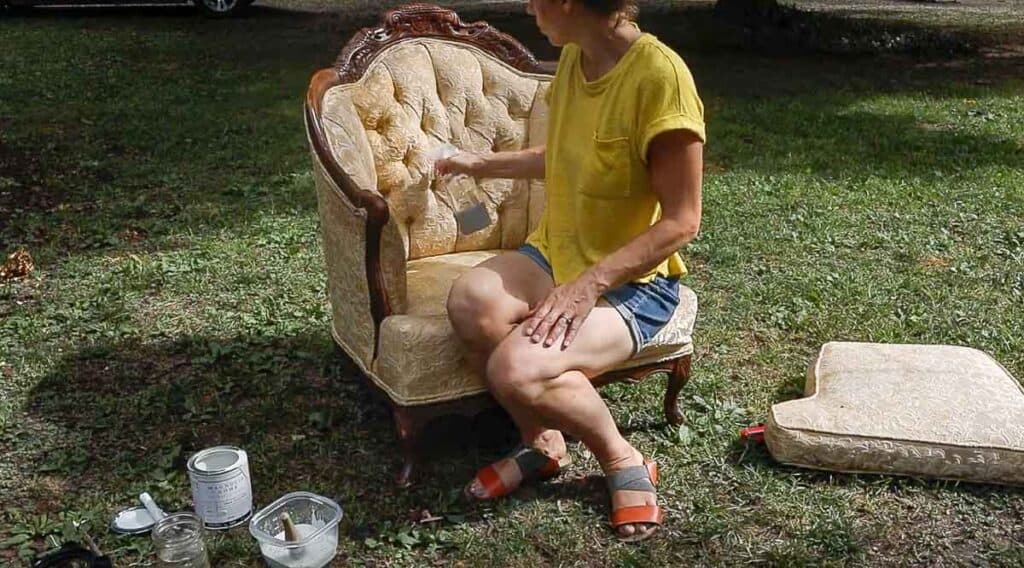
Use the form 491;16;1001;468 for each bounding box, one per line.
186;445;245;475
110;506;159;535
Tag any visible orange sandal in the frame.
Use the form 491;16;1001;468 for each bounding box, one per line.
607;459;664;543
467;444;572;500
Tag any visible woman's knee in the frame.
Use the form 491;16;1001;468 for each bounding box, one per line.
447;272;513;347
486;343;546;403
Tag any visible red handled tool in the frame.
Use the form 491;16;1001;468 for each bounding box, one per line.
739;424;766;443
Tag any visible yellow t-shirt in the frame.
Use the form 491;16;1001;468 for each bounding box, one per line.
526;33;706;285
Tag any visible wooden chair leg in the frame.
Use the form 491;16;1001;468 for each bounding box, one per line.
386;395;498;488
664;354;692;426
392;407;423;488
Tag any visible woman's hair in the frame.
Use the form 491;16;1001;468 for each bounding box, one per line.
579;0;638;20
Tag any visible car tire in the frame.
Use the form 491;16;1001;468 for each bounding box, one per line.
194;0;248;17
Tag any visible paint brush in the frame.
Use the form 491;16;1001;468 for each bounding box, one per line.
279;512;304;560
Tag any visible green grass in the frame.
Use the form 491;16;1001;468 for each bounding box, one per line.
2;3;1023;567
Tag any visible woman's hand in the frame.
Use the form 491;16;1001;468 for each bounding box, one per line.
434;146;545;180
523;274;603;350
435;152;485;177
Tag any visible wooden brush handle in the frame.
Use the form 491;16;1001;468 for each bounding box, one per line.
279;512;300;542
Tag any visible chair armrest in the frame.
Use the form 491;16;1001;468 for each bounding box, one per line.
306;68;407;366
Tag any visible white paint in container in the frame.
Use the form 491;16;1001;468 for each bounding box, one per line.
187;446;253;530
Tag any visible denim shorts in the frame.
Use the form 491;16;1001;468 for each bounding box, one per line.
517;243;681;355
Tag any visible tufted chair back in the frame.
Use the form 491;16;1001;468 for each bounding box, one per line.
307;9;697;452
320;38;551;261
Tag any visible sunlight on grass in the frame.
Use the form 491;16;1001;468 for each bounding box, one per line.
1;5;1022;567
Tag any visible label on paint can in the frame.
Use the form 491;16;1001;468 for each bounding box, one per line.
187;446;253;530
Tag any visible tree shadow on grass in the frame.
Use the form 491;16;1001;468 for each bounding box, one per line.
18;329;692;553
698;68;1024;180
3;2;1022;257
20;332;523;550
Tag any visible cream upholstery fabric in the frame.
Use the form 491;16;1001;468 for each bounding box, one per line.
312;156;376;368
313;37;698;406
321;39;551;263
766;342;1024;486
315;38;551;375
371;251;697;405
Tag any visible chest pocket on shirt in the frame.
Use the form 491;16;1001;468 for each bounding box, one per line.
580;134;633;199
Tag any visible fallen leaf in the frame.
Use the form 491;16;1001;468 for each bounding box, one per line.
0;248;34;281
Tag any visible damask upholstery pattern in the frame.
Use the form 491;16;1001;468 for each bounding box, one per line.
372;251;698;405
316;38;550;375
313;36;699;406
766;342;1024;485
321;38;551;262
310;155;376;368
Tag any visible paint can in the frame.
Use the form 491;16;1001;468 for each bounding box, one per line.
186;446;253;530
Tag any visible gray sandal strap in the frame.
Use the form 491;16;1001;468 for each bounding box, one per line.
510;445;558;479
606;465;656;493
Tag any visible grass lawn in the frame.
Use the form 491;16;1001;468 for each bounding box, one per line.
2;2;1023;566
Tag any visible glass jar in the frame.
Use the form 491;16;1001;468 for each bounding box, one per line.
152;513;210;568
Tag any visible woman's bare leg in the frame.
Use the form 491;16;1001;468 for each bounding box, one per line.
447;253;656;537
447;253;568;485
484;305;657;539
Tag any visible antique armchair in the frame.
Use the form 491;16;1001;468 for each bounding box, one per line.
304;4;698;485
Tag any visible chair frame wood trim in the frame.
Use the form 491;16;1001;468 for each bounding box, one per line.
333;3;550;81
305;70;393;333
309;4;695;485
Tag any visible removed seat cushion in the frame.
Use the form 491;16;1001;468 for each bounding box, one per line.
766;342;1024;486
372;250;698;405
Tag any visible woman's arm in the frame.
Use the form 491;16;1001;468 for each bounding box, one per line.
436;145;546;180
523;129;703;348
583;130;703;293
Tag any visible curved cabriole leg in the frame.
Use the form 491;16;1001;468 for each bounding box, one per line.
664;354;692;426
392;407;422;488
388;395;497;488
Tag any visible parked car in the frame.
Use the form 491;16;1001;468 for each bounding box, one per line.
4;0;254;17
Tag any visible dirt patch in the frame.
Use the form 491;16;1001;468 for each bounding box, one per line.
0;136;58;231
920;255;952;270
0;128;113;249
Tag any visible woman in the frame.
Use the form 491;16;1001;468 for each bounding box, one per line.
437;0;704;542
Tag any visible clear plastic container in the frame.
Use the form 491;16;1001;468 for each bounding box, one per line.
248;492;342;568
